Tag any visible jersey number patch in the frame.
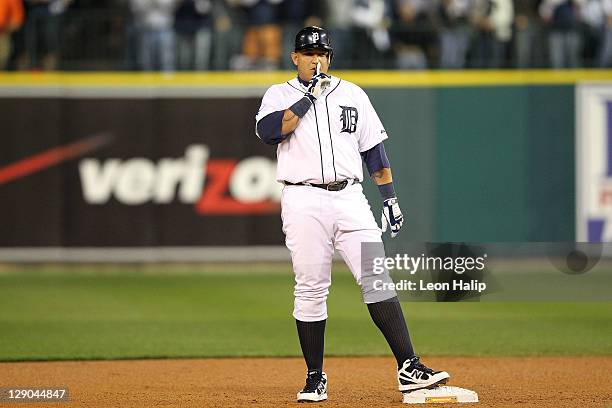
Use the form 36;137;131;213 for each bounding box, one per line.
340;106;358;133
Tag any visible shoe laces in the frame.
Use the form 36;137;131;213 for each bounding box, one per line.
304;371;323;392
409;356;435;374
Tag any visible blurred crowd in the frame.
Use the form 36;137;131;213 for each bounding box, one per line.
2;0;612;71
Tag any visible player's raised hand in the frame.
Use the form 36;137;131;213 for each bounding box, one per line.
381;197;403;238
306;73;331;101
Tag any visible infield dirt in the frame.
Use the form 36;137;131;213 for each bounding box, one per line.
2;356;611;407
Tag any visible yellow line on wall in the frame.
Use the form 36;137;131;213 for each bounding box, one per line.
0;70;611;88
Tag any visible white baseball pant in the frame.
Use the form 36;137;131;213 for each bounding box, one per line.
281;183;394;322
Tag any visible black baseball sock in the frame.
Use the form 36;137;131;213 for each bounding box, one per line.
296;319;326;372
367;297;414;368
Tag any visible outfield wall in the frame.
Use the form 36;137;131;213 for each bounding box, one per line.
0;71;610;260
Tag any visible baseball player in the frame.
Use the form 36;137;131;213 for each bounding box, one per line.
255;26;449;402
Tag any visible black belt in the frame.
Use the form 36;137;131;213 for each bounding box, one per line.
284;180;354;191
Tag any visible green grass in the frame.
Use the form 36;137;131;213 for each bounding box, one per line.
0;264;610;361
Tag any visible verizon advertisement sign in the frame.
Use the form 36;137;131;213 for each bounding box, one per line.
78;145;280;211
80;145;209;205
0;96;284;246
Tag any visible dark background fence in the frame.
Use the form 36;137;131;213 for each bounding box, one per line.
0;78;576;248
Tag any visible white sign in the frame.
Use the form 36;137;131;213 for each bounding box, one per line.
576;83;612;242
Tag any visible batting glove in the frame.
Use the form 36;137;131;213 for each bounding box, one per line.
306;73;331;101
381;197;404;238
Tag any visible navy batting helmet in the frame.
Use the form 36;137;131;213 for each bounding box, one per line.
294;26;333;63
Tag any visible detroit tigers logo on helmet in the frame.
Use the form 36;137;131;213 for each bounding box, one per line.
294;26;334;63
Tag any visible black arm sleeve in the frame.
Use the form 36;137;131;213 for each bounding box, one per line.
360;142;391;175
256;110;286;145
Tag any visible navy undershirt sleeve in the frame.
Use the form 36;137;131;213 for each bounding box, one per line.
361;142;391;175
362;143;396;199
256;111;286;145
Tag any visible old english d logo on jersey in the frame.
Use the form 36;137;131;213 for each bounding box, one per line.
340;106;358;133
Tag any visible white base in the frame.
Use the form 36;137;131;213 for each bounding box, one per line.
403;386;478;404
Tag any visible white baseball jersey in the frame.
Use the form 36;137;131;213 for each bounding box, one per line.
256;76;388;184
